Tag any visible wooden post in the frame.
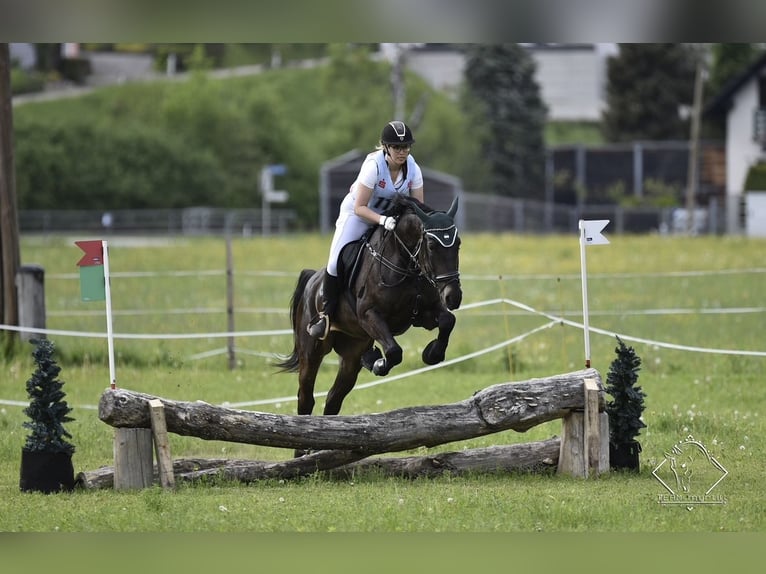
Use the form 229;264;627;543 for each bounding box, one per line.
148;399;175;489
225;236;235;370
16;264;45;342
558;411;586;477
558;377;609;478
0;43;22;354
113;428;153;490
583;377;608;477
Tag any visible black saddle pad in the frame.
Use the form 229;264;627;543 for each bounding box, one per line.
337;226;375;291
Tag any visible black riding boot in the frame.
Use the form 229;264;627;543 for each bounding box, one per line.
307;270;341;339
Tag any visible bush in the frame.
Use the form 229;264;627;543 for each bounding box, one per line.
14;116;226;210
744;162;766;191
10;67;46;95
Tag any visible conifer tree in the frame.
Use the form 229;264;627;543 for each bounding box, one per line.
22;339;75;455
463;44;548;200
602;44;699;142
605;336;646;446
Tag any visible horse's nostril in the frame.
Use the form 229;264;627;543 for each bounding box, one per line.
444;287;463;310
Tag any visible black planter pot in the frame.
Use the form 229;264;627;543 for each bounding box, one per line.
19;450;75;493
609;441;641;471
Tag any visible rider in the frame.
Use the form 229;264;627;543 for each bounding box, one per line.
307;120;425;339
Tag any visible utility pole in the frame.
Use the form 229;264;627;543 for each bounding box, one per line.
0;43;21;355
390;43;406;120
685;61;704;235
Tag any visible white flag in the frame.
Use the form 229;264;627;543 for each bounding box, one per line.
580;220;610;245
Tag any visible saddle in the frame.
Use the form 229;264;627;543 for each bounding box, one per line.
336;226;376;293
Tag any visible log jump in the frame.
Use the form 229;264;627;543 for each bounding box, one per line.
77;368;609;489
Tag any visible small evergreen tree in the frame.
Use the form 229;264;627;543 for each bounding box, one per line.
605;336;646;446
22;339;75;455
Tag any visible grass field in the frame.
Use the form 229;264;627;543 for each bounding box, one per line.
1;231;764;533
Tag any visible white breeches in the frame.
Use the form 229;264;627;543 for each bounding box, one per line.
326;210;373;277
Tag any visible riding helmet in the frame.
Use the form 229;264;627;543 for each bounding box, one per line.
381;121;415;145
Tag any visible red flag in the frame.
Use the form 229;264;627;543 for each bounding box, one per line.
75;240;105;301
75;240;104;266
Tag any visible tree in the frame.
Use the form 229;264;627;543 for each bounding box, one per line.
605;336;646;471
706;43;762;97
462;44;548;199
22;339;75;455
602;44;700;142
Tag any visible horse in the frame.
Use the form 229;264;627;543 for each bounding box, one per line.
275;194;462;423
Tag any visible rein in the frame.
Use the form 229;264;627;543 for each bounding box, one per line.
364;208;460;291
364;227;425;287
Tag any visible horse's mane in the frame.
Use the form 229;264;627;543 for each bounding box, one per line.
384;194;436;217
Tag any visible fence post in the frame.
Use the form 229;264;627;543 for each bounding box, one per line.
16;264;46;342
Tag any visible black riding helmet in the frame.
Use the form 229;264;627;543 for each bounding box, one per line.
380;121;415;145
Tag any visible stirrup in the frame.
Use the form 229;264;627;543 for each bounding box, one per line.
307;313;330;340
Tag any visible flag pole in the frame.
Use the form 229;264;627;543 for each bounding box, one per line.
102;240;117;389
578;219;610;370
578;220;592;368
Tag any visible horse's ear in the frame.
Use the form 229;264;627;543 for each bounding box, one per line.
447;197;459;219
411;200;430;223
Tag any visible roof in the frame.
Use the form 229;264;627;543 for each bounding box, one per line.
704;51;766;116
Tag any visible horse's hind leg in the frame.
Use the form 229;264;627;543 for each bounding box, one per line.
293;348;325;457
323;337;368;415
296;346;325;416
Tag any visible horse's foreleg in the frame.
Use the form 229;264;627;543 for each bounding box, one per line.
360;310;401;376
422;309;456;365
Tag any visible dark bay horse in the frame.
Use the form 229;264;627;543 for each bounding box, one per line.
276;195;462;419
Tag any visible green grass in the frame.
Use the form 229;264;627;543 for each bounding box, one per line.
1;232;765;532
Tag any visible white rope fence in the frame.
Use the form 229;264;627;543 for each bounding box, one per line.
2;297;764;411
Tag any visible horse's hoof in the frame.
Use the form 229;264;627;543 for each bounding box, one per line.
372;357;388;376
422;340;446;365
362;346;383;371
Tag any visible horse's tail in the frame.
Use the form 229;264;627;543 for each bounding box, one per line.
274;268;315;373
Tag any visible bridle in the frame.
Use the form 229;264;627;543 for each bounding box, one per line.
424;225;461;289
365;217;425;287
365;214;460;291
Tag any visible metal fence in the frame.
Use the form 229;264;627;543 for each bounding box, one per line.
19;207;297;237
18;195;745;237
460;193;743;235
548;140;726;207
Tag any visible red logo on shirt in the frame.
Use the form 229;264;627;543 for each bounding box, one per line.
378;180;387;188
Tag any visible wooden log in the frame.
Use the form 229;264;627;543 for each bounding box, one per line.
76;458;236;490
325;438;561;479
75;438;562;488
76;450;368;489
98;368;602;455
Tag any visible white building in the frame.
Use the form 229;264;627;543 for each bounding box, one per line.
386;43;617;121
705;52;766;235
